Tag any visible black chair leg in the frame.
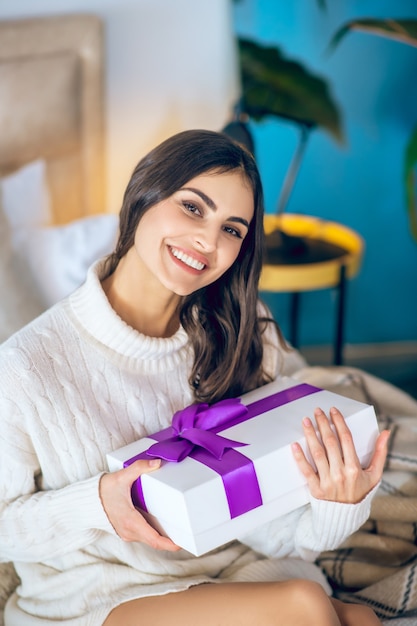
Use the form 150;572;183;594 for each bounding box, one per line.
289;291;300;348
334;265;347;366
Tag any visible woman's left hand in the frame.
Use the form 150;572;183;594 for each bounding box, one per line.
291;406;390;504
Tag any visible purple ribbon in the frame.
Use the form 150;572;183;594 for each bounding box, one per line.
135;399;250;462
125;383;320;520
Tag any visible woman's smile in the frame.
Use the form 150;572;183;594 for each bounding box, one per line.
169;246;207;272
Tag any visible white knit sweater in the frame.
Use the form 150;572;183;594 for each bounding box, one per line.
0;261;376;625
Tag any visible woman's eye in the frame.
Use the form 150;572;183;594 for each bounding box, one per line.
182;201;202;216
223;225;242;239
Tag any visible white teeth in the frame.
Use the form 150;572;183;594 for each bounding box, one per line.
171;247;205;271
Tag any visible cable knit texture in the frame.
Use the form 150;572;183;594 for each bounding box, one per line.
0;261;375;625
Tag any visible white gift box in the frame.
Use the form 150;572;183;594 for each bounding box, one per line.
107;377;379;556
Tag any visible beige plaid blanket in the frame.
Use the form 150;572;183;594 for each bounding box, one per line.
294;365;417;625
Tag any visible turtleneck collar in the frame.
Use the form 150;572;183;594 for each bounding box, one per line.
68;260;190;362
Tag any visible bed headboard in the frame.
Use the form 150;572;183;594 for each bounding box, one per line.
0;13;105;224
0;13;114;345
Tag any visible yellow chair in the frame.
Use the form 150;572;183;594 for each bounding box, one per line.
260;213;364;365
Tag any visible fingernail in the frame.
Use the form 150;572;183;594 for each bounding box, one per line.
149;458;161;468
303;417;312;427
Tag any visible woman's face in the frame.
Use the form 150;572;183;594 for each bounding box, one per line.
132;170;255;296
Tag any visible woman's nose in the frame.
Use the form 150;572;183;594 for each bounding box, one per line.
193;226;219;252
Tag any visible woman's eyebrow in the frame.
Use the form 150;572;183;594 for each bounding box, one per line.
229;216;250;229
181;187;250;229
181;187;216;210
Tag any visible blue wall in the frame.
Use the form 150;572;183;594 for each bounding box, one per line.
232;0;417;347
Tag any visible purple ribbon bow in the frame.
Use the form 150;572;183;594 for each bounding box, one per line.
141;398;249;462
125;397;263;518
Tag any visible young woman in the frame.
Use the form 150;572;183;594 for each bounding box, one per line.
0;130;389;625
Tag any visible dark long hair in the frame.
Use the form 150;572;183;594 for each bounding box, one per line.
104;129;282;403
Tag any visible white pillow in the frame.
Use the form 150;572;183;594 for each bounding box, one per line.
1;159;52;229
0;160;118;339
11;214;119;307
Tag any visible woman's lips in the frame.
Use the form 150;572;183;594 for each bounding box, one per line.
169;246;207;271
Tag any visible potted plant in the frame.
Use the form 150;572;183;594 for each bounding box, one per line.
228;15;417;246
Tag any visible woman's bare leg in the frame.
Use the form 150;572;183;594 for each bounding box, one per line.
103;579;342;626
331;598;383;625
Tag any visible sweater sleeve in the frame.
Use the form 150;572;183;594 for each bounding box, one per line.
0;453;116;564
0;350;116;564
239;484;378;561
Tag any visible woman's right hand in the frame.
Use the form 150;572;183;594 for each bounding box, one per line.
99;459;181;551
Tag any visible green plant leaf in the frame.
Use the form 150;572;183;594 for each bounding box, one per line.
404;125;417;242
329;18;417;52
238;38;344;143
